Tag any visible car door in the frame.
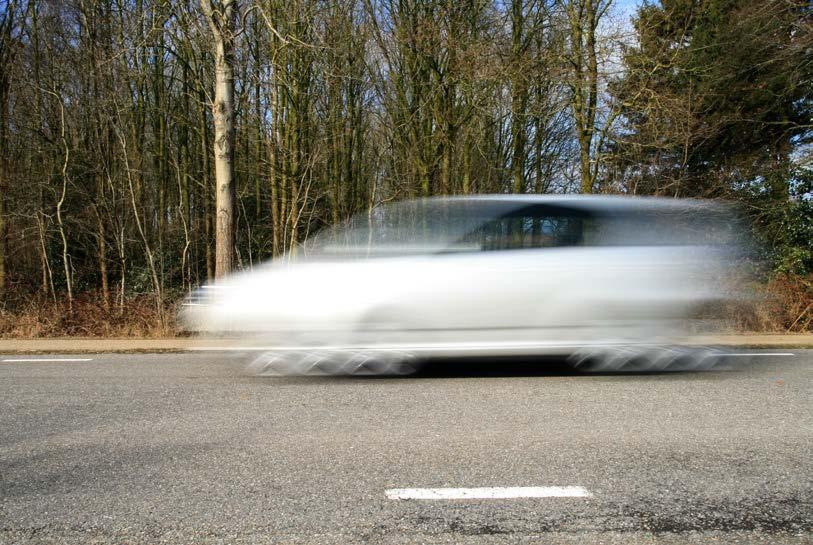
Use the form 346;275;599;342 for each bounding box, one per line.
403;204;591;339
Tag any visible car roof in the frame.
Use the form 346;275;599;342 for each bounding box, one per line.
413;194;724;214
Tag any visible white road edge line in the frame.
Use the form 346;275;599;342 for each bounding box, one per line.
2;358;94;363
718;353;795;357
385;486;592;500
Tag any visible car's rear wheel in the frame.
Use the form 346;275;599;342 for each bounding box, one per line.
568;345;724;372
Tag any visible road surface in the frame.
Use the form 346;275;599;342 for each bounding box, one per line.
1;350;810;544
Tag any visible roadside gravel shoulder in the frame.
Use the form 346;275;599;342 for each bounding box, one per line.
0;334;810;354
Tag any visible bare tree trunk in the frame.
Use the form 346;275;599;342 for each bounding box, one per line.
117;125;163;324
566;0;605;194
97;195;109;309
30;0;50;298
268;78;280;257
510;0;527;194
52;92;73;313
0;86;9;302
0;80;7;303
200;0;237;278
0;0;18;303
152;23;167;294
198;84;215;281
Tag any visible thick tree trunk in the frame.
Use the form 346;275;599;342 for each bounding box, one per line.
212;43;236;277
201;0;237;279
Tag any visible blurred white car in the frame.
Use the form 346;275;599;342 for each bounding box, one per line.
181;195;742;374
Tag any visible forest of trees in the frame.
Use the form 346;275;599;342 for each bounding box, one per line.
0;0;810;334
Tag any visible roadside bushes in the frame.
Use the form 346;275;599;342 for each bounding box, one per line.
733;168;813;332
734;273;812;333
0;291;176;338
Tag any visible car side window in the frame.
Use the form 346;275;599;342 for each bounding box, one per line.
459;206;584;251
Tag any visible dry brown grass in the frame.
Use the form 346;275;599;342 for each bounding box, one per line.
0;292;177;338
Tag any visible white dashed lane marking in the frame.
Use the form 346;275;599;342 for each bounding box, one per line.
2;358;94;362
385;486;592;500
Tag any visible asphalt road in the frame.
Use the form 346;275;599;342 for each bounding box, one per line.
0;350;810;544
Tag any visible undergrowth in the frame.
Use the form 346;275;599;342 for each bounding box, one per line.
0;292;177;338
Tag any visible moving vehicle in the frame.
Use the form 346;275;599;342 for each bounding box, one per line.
181;195;742;374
